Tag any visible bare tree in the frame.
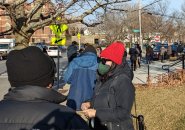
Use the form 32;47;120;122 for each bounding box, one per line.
92;3;139;44
0;0;131;47
141;1;175;41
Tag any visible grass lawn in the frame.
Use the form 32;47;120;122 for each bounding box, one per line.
132;85;185;130
63;84;185;129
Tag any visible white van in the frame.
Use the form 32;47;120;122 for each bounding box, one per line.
0;39;15;60
45;46;62;57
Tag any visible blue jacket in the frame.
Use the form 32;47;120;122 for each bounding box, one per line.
64;52;98;110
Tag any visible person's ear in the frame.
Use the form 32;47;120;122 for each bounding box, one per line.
47;83;52;89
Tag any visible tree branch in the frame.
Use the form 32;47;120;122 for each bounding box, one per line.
82;21;103;27
27;0;45;21
30;0;77;30
0;26;13;36
14;0;27;7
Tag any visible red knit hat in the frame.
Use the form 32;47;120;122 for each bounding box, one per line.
100;41;125;65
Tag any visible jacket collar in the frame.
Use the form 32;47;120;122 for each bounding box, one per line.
4;85;66;104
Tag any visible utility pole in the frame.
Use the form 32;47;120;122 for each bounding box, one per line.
139;0;142;50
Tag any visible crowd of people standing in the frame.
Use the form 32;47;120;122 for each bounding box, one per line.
0;41;136;130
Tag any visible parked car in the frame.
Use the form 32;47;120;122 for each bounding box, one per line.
45;46;62;57
59;46;67;53
152;42;168;60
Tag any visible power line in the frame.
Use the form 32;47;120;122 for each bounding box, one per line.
141;0;163;10
144;11;185;20
131;0;163;12
107;0;163;12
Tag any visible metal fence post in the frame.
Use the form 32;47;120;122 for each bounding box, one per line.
57;46;60;89
182;54;185;69
148;64;150;77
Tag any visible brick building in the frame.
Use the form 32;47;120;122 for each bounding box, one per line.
0;0;106;46
0;0;54;44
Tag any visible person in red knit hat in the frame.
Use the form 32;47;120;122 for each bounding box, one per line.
82;41;135;130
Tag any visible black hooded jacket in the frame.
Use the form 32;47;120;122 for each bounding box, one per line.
92;64;135;130
0;86;89;130
122;52;134;80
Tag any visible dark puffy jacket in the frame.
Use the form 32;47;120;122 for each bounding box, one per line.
0;85;89;130
67;44;78;59
122;52;134;81
91;65;135;130
129;48;138;61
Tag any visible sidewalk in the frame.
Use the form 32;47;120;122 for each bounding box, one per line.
132;59;183;84
0;77;10;100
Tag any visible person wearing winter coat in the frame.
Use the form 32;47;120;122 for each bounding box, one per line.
160;44;167;62
82;42;135;130
64;45;98;111
167;44;172;59
129;45;138;71
122;50;134;81
67;41;78;63
135;43;142;68
0;46;89;130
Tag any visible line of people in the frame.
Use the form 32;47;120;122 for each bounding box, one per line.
0;41;135;130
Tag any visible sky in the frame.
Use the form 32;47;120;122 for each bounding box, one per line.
139;0;185;12
168;0;184;11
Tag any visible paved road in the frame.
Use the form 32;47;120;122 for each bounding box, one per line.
0;60;6;75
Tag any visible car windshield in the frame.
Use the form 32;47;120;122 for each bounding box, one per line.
0;44;9;49
153;43;168;51
49;47;58;50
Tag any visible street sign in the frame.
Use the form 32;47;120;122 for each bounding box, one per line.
154;35;160;42
51;37;66;46
133;29;140;33
49;24;68;45
77;33;81;39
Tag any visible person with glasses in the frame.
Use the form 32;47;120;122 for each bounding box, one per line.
82;41;135;130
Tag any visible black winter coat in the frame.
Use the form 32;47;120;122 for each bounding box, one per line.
91;65;135;130
129;48;138;61
0;85;89;130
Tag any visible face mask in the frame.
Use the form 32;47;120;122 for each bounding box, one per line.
98;62;111;75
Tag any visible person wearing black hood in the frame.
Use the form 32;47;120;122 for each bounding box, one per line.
122;49;134;81
0;46;89;130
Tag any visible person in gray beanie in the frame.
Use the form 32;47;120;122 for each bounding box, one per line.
0;46;89;130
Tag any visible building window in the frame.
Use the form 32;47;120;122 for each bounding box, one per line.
94;39;99;44
42;27;44;34
32;38;35;43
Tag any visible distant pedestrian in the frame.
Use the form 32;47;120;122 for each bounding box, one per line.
96;46;102;63
67;41;78;63
64;45;98;110
145;44;153;64
167;44;172;59
0;46;89;130
177;42;184;57
129;44;138;71
160;44;167;62
136;43;142;68
42;46;48;54
122;49;134;80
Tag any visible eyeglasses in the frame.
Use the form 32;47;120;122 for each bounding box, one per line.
100;58;111;65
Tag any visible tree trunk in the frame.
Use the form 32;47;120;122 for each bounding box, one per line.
14;32;31;49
